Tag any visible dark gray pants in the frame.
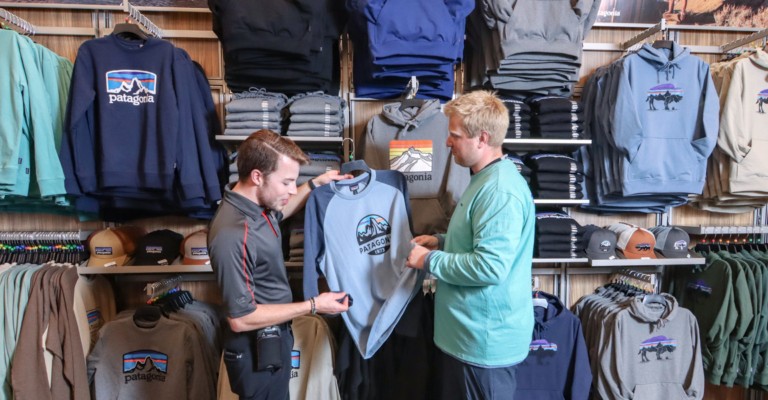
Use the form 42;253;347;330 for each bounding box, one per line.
223;325;294;400
437;349;518;400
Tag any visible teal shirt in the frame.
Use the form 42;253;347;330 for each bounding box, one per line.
427;158;535;367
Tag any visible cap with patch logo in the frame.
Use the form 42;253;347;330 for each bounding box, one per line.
581;225;617;260
86;226;146;267
133;229;184;266
651;226;692;258
607;223;657;259
181;229;210;265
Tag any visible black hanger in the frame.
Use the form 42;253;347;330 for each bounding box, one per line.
340;159;371;175
652;40;674;50
112;22;148;40
133;305;162;328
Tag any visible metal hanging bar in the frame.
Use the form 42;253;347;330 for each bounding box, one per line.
720;27;768;53
621;19;666;50
0;7;37;35
122;0;164;38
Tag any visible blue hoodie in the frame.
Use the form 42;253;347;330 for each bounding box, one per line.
613;43;719;196
515;291;592;400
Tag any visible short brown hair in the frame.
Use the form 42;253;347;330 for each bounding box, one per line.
237;130;309;182
443;90;509;147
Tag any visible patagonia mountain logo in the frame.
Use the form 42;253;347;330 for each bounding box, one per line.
356;214;392;255
191;247;208;256
646;83;683;111
94;247;113;255
686;279;712;295
529;339;558;352
758;89;768;114
106;70;157;106
290;350;300;379
123;350;167;384
638;336;677;362
145;246;162;254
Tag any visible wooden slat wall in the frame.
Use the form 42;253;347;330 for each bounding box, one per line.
1;6;764;399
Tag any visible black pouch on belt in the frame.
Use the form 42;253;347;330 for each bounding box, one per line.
255;325;283;372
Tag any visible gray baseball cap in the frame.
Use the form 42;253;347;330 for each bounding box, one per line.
652;226;691;258
582;225;617;260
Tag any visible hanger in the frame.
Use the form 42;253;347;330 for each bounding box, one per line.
642;293;667;305
398;76;425;111
652;40;674;50
112;19;148;40
340;159;371;175
133;305;162;328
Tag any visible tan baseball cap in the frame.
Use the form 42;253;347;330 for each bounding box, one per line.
86;227;146;267
607;223;657;259
180;229;210;265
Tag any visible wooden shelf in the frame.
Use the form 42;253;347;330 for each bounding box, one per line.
589;256;706;267
216;135;343;143
534;199;589;205
78;265;212;274
533;258;588;264
503;139;591;146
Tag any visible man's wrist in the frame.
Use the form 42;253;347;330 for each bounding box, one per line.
308;179;318;191
308;297;317;315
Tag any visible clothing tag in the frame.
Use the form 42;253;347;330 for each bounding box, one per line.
350;184;360;194
533;298;548;308
104;262;117;268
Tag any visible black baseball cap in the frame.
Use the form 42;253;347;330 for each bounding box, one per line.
132;229;184;266
651;226;691;258
582;225;617;260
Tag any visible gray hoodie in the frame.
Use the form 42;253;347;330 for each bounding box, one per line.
362;100;469;235
597;294;705;400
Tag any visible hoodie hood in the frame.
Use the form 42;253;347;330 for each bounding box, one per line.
749;48;768;70
532;291;564;340
628;292;679;333
637;43;690;83
381;99;442;137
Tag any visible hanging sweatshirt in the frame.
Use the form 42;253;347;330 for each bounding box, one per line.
717;50;768;194
597;294;705;400
303;169;424;359
362;100;469;235
87;316;212;400
612;43;719;196
515;291;591;400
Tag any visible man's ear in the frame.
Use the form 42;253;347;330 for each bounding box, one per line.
478;130;491;147
250;169;263;186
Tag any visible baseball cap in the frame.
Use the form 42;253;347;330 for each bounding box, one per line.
607;223;657;259
582;225;617;260
651;226;692;258
87;226;146;267
133;229;184;266
180;230;210;265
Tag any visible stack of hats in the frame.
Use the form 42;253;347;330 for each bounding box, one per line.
528;96;585;139
86;226;147;267
650;226;692;259
501;99;531;139
525;154;585;200
503;153;531;184
284;92;345;137
581;225;617;260
299;152;341;186
178;230;211;265
133;230;184;266
534;212;583;258
224;89;287;136
607;223;657;259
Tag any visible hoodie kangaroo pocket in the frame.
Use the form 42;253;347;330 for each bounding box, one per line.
632;382;688;400
628;137;697;181
734;139;768;179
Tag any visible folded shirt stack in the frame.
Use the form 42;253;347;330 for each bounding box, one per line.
534;212;584;258
501;99;532;139
224;89;287;136
285;92;345;137
525;154;585;200
298;152;341;186
527;96;585;139
502;153;531;184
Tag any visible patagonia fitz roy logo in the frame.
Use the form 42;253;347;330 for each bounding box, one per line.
191;247;208;256
529;339;558;352
356;214;392;255
95;247;113;255
638;336;677;363
145;246;162;254
290;350;300;379
106;70;157;106
646;83;684;111
123;350;167;384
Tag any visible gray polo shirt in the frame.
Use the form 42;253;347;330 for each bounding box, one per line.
208;184;292;319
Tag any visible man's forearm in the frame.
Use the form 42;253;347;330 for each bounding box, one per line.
228;301;312;332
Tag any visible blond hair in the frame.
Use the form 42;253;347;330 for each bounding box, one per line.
443;90;509;147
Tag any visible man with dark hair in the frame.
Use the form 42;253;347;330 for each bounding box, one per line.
208;130;351;399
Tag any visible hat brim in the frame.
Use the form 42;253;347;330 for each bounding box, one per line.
182;256;210;265
87;254;129;267
617;249;657;259
586;249;617;260
655;249;694;259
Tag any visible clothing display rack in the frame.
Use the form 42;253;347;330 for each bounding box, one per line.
0;7;35;34
0;230;88;264
720;26;768;53
118;0;164;38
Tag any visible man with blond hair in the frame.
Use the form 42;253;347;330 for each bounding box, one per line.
407;91;535;399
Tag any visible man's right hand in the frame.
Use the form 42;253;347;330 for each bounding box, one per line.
412;235;438;250
314;291;350;314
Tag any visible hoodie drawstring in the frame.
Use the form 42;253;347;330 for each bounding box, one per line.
656;62;680;83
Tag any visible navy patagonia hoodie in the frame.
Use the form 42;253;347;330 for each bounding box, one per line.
515;291;592;400
612;43;719;197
